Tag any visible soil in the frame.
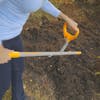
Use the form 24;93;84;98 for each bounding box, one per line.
20;1;100;100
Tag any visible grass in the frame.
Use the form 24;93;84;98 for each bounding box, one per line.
2;88;11;100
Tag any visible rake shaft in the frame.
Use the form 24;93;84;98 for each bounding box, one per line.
9;51;82;58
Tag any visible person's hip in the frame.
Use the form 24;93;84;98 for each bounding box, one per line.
2;34;24;51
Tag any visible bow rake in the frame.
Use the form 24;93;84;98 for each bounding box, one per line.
8;23;81;58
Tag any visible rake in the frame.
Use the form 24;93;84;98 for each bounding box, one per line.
8;23;81;58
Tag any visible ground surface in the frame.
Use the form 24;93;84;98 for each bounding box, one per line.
3;1;100;100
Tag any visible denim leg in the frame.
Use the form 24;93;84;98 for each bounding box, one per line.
0;40;12;99
1;35;25;100
10;35;25;100
0;62;11;100
11;57;25;100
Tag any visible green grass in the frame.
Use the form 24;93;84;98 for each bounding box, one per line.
2;88;11;100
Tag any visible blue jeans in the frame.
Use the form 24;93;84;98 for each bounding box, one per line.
0;35;25;100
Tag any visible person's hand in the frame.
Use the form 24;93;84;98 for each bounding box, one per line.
66;17;79;32
58;12;79;32
0;45;14;64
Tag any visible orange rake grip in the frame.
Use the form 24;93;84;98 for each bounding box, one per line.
63;23;79;42
8;52;21;58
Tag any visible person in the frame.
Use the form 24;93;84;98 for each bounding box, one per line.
0;0;79;100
